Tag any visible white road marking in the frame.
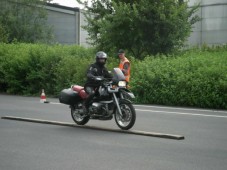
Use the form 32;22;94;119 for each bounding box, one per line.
134;105;227;114
135;109;227;118
49;102;62;105
47;102;227;118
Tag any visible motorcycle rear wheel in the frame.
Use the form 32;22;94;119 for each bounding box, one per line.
71;107;90;125
114;100;136;130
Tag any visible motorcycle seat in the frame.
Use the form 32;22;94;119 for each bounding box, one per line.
72;85;88;99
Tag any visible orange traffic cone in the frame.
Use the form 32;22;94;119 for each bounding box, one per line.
40;89;47;103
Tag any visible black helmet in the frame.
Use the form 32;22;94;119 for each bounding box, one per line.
96;51;107;66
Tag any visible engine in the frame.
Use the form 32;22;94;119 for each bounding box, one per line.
90;101;114;116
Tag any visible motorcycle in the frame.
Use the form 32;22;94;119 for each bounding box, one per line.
59;68;136;130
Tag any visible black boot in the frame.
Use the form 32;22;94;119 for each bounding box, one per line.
82;101;89;115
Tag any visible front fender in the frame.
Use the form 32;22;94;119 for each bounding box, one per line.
119;88;135;99
118;98;132;104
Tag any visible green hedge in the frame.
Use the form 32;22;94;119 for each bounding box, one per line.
130;48;227;109
0;43;95;95
0;43;226;109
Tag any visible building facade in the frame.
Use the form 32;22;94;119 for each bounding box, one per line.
46;3;89;47
187;0;227;46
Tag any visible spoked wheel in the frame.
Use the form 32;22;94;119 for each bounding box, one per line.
71;106;90;125
114;100;136;130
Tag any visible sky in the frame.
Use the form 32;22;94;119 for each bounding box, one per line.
51;0;89;8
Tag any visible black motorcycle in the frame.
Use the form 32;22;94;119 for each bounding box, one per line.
59;68;136;130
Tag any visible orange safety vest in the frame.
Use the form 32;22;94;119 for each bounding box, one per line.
119;57;130;82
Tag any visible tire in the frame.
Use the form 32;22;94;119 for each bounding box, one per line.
71;106;90;125
114;100;136;130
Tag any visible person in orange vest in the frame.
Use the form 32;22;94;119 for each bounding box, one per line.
118;49;131;83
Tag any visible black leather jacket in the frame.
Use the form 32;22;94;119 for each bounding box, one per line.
85;62;112;86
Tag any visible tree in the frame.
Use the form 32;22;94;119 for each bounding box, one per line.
77;0;200;59
0;23;8;43
0;0;53;43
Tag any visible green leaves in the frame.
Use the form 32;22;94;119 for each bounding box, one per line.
0;43;94;95
130;48;227;109
0;43;226;109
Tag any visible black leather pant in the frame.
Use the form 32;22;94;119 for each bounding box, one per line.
84;86;96;109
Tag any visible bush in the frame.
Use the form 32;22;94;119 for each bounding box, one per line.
0;43;94;95
0;43;226;109
130;49;227;109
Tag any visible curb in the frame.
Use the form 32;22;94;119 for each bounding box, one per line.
1;116;185;140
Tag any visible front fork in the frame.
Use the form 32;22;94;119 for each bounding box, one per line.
113;93;123;117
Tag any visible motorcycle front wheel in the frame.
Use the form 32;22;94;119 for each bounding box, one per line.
114;100;136;130
71;106;90;125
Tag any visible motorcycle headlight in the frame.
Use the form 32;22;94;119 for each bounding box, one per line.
118;81;126;87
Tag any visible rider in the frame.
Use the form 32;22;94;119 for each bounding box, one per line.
83;51;113;113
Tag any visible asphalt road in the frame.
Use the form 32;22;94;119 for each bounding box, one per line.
0;94;227;170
